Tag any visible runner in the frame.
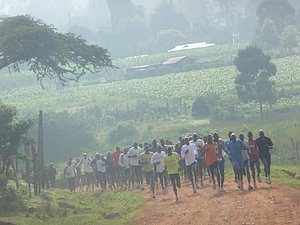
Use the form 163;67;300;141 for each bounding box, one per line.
181;137;197;193
227;133;246;191
239;133;253;191
112;146;122;189
64;161;77;193
151;145;167;194
128;142;142;189
164;145;181;203
139;145;155;197
203;134;219;191
225;131;237;183
106;152;117;191
79;153;96;192
118;148;131;190
190;133;204;188
213;132;227;192
95;153;106;191
255;130;273;184
247;131;262;189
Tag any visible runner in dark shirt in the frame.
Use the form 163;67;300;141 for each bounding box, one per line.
255;130;273;184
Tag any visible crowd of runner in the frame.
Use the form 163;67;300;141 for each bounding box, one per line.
63;129;273;202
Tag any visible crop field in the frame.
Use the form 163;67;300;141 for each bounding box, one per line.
1;54;300;117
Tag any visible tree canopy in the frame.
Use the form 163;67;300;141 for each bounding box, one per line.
234;46;277;117
0;103;32;179
0;15;114;84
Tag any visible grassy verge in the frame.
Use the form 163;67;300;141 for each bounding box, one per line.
0;189;144;225
271;165;300;189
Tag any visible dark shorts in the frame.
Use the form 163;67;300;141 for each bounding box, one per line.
208;161;218;172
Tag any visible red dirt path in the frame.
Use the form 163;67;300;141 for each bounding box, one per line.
134;180;300;225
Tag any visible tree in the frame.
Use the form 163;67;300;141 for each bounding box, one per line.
103;0;147;57
234;46;277;117
150;0;190;37
0;103;33;193
256;0;295;33
254;19;280;53
0;15;114;84
280;25;300;55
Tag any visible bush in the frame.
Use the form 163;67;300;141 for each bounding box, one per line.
108;122;138;145
192;97;210;118
0;184;26;213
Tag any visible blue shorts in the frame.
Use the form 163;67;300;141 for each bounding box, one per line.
231;154;243;168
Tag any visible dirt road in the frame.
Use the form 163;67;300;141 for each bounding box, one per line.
135;179;300;225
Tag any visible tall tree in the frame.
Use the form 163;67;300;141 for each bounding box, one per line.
234;46;277;117
0;15;113;84
104;0;146;57
256;0;295;33
0;103;33;194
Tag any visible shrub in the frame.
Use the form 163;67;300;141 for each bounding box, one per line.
108;122;138;145
192;97;210;118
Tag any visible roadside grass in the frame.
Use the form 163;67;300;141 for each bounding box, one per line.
223;163;300;190
0;189;144;225
271;165;300;189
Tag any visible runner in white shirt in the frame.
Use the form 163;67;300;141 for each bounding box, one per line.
64;161;77;193
79;153;96;191
239;133;253;191
128;142;142;189
190;133;204;188
118;148;131;190
95;153;106;191
151;145;167;194
181;137;197;193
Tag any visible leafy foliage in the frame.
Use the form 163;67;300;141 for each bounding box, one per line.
0;103;32;200
234;46;277;116
0;15;114;84
192;96;210;118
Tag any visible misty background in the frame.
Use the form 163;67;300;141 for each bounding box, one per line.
1;0;299;58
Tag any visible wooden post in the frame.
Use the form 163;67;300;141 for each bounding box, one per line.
184;102;187;119
31;145;38;196
38;110;45;194
24;144;31;197
167;100;170;119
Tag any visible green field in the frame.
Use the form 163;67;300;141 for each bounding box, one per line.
0;188;143;225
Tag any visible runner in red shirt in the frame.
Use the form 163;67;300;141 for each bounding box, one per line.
112;146;122;188
247;131;261;189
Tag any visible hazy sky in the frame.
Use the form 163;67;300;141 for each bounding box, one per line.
0;0;162;32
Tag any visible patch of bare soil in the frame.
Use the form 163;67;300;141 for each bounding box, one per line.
134;179;300;225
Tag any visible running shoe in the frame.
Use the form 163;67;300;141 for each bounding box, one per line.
266;176;271;184
248;185;253;191
240;183;244;191
265;177;269;184
175;197;179;203
193;187;197;193
237;180;241;189
213;182;217;189
258;176;262;183
253;182;257;189
220;187;225;192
